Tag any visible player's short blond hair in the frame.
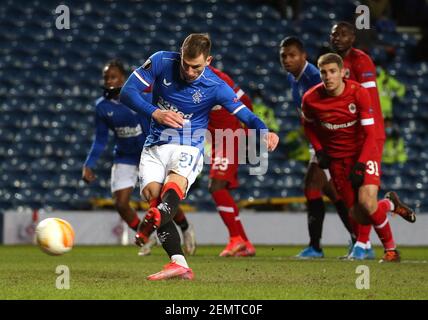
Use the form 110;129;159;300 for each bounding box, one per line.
181;33;211;59
317;53;343;69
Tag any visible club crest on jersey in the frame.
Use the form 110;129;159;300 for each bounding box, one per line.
348;103;357;114
344;68;351;78
192;90;202;104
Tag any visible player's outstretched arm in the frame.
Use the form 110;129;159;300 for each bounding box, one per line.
232;106;279;152
83;106;109;182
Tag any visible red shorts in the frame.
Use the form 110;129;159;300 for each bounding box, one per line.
329;156;381;209
209;136;240;189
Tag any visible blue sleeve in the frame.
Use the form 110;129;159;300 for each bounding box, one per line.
234;107;268;131
217;83;268;131
291;82;302;108
84;105;109;168
309;71;322;87
119;52;162;117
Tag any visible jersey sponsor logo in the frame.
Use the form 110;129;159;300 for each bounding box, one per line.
142;59;152;70
320;120;357;130
348;103;357;114
107;111;114;117
163;78;172;86
192;90;203;104
115;124;143;138
157;96;194;119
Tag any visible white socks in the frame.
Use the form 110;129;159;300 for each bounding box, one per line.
387;199;395;212
171;254;189;268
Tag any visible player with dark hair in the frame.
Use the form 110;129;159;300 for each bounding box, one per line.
83;59;196;256
82;59;148;235
302;53;415;263
330;21;385;259
207;65;256;257
120;33;279;280
279;37;355;258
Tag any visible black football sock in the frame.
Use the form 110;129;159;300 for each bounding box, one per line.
173;207;189;232
157;221;184;257
158;187;181;227
334;200;355;241
307;198;325;251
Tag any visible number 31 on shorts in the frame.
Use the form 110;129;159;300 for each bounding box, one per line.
179;152;194;168
366;160;379;176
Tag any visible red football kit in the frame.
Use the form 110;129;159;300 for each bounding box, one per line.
208;66;253;189
302;79;380;209
343;48;385;150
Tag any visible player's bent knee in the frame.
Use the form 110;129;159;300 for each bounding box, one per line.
359;200;378;216
358;193;378;215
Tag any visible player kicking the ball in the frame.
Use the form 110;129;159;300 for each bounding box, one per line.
301;53;415;263
83;60;196;257
120;33;279;280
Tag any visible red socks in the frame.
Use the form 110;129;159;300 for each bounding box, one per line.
370;199;396;250
149;198;161;208
128;214;141;232
212;189;248;241
357;224;372;244
304;189;322;201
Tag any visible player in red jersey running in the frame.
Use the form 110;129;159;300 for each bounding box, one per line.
330;21;386;259
207;65;256;257
302;53;415;263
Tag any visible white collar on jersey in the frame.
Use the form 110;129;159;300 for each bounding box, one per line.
295;61;309;82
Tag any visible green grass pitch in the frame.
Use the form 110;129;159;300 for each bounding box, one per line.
1;245;427;300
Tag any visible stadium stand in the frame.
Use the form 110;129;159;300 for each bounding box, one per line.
0;0;427;212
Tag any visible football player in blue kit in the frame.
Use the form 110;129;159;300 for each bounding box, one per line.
82;60;196;256
120;33;279;280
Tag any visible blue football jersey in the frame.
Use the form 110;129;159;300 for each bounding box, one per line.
84;97;151;167
287;61;321;110
120;51;267;151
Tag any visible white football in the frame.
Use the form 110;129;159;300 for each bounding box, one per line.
35;218;75;256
